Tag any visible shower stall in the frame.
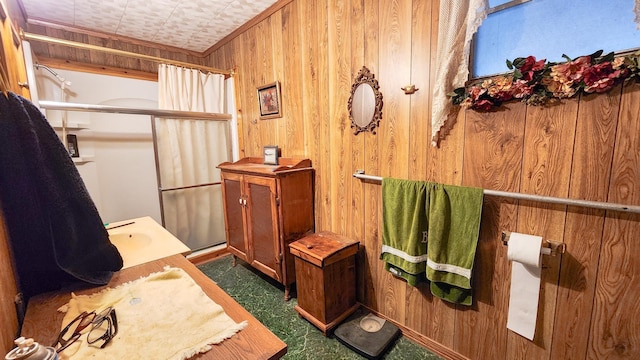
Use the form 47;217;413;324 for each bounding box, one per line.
29;49;238;252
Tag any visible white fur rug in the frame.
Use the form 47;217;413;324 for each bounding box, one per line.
57;266;247;359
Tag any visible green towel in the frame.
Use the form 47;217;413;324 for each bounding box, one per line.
425;183;483;305
384;263;421;287
380;178;430;286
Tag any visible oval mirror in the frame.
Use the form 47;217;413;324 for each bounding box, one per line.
348;66;383;135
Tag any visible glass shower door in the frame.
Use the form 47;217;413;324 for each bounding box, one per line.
153;116;231;251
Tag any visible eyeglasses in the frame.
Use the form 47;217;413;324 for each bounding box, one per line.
53;307;118;353
87;307;118;349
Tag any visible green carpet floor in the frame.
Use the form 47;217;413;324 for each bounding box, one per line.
198;255;443;360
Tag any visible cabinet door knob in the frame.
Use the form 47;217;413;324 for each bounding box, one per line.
239;198;243;205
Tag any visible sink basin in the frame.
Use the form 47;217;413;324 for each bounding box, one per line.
106;216;191;269
109;233;153;252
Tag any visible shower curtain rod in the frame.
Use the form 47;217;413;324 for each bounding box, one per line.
353;170;640;214
21;31;233;76
39;100;232;120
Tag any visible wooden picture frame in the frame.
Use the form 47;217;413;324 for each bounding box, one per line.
257;81;282;119
263;146;279;165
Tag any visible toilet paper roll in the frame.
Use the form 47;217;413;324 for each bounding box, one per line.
506;232;543;341
507;232;542;268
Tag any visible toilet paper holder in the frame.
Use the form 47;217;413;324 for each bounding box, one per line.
501;231;566;256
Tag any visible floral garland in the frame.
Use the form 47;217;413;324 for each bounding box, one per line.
449;50;640;111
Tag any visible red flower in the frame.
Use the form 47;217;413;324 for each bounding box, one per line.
472;99;495;111
584;77;615;93
449;50;640;111
583;62;613;85
520;56;546;72
519;56;546;81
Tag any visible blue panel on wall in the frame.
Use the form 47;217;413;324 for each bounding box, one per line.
474;0;640;77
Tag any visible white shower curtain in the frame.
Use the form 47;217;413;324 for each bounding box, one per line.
157;64;231;251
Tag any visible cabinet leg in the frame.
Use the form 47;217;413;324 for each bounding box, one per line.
232;255;237;267
284;285;291;301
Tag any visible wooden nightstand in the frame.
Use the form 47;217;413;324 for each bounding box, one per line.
289;232;360;335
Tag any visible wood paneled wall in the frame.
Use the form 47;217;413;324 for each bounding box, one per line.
0;206;18;356
3;0;639;359
24;23;210;81
206;1;640;359
0;0;27;354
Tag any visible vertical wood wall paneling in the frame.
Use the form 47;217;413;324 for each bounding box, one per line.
508;100;578;359
1;2;25;350
224;37;247;158
315;0;331;232
404;0;432;335
0;207;18;356
590;82;640;359
226;41;247;159
459;102;527;359
232;68;247;159
349;0;366;301
327;0;352;234
257;18;278;152
377;0;412;327
270;10;287;153
298;0;322;229
281;2;304;158
420;1;461;345
1;13;29;98
362;0;381;310
240;29;262;157
551;86;621;359
423;7;462;350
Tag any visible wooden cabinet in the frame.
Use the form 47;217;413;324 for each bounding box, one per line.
218;157;315;300
289;232;360;335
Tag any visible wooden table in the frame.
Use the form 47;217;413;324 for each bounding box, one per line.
21;254;287;359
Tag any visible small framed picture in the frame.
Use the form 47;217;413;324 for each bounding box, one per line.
257;81;282;119
263;146;279;165
67;134;79;157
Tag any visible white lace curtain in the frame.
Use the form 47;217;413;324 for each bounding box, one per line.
431;0;489;147
156;64;231;251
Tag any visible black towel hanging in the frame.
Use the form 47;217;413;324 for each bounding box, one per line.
0;92;122;299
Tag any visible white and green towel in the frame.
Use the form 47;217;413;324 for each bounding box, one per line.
426;183;483;305
380;178;430;286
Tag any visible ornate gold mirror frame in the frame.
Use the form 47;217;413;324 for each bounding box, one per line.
348;66;383;135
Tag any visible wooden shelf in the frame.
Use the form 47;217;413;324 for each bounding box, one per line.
49;120;89;129
71;155;94;164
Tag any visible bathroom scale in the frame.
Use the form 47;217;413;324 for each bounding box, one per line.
334;308;400;359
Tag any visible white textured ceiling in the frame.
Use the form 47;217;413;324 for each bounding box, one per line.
19;0;278;53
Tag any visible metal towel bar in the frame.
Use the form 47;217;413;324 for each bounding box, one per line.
352;170;640;215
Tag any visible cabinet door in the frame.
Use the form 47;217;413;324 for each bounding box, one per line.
221;172;248;260
244;175;281;281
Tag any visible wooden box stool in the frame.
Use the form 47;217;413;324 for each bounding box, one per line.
289;231;360;335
